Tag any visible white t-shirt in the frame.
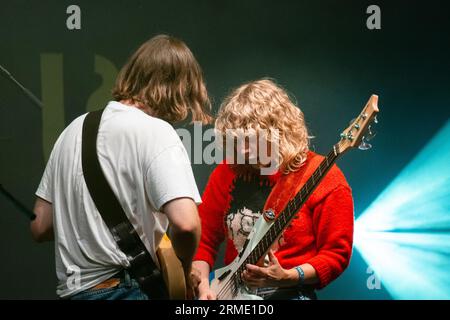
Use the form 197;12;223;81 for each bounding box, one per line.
36;101;201;298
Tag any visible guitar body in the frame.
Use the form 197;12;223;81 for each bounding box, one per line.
211;215;274;300
156;234;187;299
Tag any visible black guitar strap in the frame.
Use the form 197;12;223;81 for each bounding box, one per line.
81;108;167;299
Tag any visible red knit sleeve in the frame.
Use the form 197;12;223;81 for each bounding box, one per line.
193;164;234;269
306;185;354;288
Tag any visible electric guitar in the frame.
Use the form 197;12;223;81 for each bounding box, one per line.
210;95;380;300
156;234;187;299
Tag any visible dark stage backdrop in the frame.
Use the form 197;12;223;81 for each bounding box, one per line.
1;0;449;299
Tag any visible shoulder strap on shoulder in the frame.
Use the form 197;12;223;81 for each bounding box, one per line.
81;109;124;227
81;109;167;299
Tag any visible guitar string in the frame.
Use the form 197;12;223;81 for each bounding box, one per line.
217;275;235;299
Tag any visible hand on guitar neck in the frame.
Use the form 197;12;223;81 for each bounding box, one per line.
242;250;318;288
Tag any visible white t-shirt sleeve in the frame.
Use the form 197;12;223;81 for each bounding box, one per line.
145;144;201;211
35;147;56;203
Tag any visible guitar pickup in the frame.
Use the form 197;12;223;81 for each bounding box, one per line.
239;238;250;258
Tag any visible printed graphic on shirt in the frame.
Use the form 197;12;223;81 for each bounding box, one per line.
226;207;260;252
226;175;273;253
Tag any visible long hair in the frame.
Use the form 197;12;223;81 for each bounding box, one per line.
112;34;212;124
215;79;310;174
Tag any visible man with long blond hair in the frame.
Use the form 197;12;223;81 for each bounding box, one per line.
31;35;212;299
193;79;354;300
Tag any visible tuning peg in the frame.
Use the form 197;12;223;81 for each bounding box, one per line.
374;115;378;124
366;125;377;141
358;136;372;151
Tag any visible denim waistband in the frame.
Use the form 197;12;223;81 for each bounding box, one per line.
111;269;134;286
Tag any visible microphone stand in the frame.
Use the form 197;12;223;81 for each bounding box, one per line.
0;185;36;220
0;64;42;109
0;64;43;220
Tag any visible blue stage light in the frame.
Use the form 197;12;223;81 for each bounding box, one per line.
355;119;450;299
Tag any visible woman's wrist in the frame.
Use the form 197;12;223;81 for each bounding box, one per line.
294;266;305;284
284;268;301;284
284;266;306;285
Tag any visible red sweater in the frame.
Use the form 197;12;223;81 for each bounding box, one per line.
194;151;354;289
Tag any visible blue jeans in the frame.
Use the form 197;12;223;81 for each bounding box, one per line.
70;270;149;300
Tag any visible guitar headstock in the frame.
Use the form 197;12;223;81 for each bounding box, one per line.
336;95;380;155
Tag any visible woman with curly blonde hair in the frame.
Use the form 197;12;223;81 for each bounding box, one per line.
215;79;309;174
193;79;354;300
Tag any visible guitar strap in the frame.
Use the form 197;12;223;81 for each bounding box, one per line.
81;108;168;299
262;153;317;252
263;153;315;215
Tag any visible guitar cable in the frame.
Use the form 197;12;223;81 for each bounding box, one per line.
0;64;43;221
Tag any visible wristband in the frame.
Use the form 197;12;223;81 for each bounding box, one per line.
294;266;305;284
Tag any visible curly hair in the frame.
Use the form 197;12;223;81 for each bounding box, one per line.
215;79;310;174
112;34;212;124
